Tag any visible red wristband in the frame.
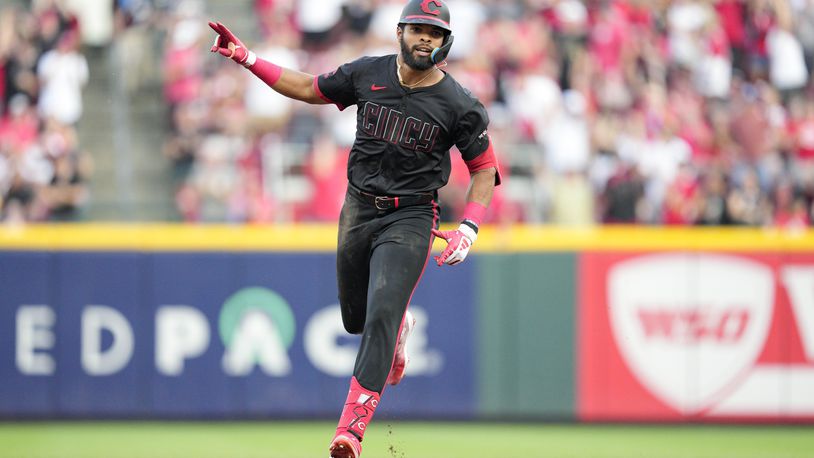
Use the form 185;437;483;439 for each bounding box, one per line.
250;57;282;87
462;201;487;226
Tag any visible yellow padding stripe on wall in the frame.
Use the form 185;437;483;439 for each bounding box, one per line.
475;225;814;252
1;224;814;252
0;224;338;252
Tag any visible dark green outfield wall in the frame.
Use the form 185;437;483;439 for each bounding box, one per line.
476;253;577;419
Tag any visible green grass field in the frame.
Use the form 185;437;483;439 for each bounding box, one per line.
1;421;812;458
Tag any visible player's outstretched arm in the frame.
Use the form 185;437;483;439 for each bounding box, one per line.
432;167;496;266
208;21;327;105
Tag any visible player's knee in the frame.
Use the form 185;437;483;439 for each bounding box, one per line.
343;320;364;335
340;303;365;334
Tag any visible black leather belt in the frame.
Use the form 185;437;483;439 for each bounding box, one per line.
352;186;434;210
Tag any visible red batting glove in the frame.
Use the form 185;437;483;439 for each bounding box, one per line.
431;224;478;266
208;21;256;67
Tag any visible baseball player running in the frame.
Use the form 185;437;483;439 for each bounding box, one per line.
209;1;500;456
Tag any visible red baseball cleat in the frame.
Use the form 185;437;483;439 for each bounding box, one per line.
387;310;416;386
329;431;362;458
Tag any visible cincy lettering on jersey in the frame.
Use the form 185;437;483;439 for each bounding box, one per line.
361;101;440;153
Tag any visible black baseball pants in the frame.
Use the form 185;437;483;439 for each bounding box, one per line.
336;187;438;393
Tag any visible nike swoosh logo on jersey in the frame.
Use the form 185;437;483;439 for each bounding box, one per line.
371;84;387;91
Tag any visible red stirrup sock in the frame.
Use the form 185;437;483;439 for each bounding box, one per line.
335;376;381;441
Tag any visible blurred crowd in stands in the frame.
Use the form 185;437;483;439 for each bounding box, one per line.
157;0;814;227
0;0;91;223
6;0;814;228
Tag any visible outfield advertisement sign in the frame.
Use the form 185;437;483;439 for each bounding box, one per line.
578;252;814;421
0;252;475;418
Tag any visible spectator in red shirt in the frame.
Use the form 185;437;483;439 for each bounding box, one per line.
0;94;38;153
714;0;748;73
303;132;349;222
662;162;701;225
770;178;809;230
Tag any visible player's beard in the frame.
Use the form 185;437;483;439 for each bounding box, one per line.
399;35;435;71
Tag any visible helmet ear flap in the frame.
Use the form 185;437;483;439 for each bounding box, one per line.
431;34;454;64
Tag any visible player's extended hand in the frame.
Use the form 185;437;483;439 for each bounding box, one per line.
431;224;477;266
208;21;255;67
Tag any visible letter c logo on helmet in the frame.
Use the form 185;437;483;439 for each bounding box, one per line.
421;0;443;15
400;0;452;33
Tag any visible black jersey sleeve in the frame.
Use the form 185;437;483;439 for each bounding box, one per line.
315;60;361;111
454;101;490;161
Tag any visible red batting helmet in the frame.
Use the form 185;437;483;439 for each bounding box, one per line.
398;0;452;33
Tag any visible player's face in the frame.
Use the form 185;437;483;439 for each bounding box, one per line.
398;23;445;71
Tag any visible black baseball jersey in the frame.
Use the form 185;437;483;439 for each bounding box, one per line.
316;54;492;196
